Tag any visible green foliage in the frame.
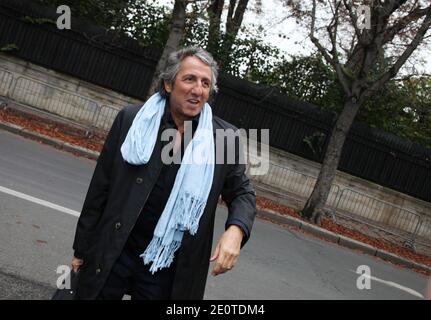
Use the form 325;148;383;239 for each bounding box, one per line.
254;54;344;112
123;0;171;47
359;77;431;148
224;31;283;79
0;44;19;52
21;16;56;25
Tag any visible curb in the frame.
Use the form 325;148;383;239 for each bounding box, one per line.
1;119;430;275
257;209;431;274
0;121;99;160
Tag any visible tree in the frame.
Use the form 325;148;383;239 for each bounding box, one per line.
146;0;192;97
207;0;251;69
284;0;431;223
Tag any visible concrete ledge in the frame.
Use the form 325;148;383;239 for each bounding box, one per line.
0;121;23;134
338;236;377;256
62;141;99;160
375;250;431;274
300;222;340;243
257;209;302;228
376;250;414;268
410;261;431;273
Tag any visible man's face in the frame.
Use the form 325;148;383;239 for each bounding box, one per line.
164;56;212;121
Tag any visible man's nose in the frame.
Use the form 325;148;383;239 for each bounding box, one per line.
191;82;204;96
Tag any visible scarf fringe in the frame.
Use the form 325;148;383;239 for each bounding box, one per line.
141;193;207;272
141;237;182;274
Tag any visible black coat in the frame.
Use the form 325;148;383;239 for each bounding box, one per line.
72;104;256;299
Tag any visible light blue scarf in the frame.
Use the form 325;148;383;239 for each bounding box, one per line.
120;93;215;273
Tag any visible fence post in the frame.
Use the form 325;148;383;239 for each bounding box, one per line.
86;102;102;138
403;218;422;251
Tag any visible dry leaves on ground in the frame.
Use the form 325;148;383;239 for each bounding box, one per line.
256;195;431;273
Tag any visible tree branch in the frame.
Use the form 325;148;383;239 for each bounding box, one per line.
310;0;351;96
226;0;235;31
380;0;409;19
382;6;431;45
342;0;362;43
366;9;431;97
309;0;333;66
327;0;342;63
226;0;248;35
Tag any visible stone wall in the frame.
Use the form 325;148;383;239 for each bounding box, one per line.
0;53;142;131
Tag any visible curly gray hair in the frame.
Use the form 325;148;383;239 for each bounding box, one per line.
158;46;219;98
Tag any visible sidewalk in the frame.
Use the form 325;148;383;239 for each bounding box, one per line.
1;104;430;276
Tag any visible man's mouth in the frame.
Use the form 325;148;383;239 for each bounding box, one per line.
187;99;200;105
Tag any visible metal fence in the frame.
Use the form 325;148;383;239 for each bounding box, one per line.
97;105;123;131
250;162;340;207
333;188;431;249
0;67;121;134
248;159;431;253
0;68;13;97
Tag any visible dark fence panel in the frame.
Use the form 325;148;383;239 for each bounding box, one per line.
0;0;430;202
215;75;431;202
0;0;160;99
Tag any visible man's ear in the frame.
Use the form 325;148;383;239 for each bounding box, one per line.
163;80;172;93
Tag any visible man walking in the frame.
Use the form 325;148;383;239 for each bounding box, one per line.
71;46;256;299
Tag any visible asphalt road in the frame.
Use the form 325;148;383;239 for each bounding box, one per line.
0;129;429;300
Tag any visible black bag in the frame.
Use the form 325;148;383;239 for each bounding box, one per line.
51;270;79;300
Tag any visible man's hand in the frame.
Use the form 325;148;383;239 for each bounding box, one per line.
71;256;84;272
210;225;244;276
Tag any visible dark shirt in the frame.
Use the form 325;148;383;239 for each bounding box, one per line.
125;105;196;256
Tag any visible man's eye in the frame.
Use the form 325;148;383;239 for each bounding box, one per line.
203;82;210;88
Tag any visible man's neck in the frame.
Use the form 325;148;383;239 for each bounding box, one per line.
172;116;184;134
169;108;188;135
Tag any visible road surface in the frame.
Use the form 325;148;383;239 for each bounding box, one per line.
0;129;428;299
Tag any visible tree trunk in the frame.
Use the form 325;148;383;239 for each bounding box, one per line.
147;0;187;98
223;0;248;54
301;97;361;223
207;0;249;69
207;0;224;61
